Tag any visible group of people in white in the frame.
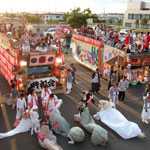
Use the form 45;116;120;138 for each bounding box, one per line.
0;68;150;149
0;84;64;149
14;85;62;132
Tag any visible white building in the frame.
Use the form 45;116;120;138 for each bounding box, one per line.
42;12;64;23
123;1;150;29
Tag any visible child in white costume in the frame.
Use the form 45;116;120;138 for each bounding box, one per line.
141;92;150;124
14;94;27;127
109;84;119;108
41;85;52;113
30;105;40;135
16;94;27;120
41;85;52;101
66;69;73;94
43;94;62;122
28;89;38;110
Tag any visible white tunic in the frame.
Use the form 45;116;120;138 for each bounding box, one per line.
17;98;26;109
41;88;52;101
16;98;27;119
43;95;62;116
44;96;57;111
28;94;38;109
30;111;39;124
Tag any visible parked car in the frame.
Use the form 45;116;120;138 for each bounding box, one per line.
43;28;56;36
111;25;120;30
119;29;129;34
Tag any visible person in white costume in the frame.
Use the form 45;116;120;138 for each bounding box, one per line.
94;100;145;139
141;92;150;124
143;83;150;101
0;110;32;139
41;85;52;112
14;94;27;127
41;85;52;101
28;89;38;110
126;64;132;81
43;94;62;122
30;105;40;135
109;83;119;108
66;69;73;94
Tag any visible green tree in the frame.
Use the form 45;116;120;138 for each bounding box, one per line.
64;8;98;28
135;19;139;25
46;19;59;24
23;14;43;24
108;20;113;24
141;17;148;25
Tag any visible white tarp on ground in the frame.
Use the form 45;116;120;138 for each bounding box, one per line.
95;107;141;139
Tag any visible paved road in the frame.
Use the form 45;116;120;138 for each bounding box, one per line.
0;55;149;150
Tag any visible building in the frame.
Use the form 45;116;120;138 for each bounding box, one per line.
42;12;64;23
97;13;124;23
123;1;150;29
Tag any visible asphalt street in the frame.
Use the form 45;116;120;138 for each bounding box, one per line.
0;55;149;150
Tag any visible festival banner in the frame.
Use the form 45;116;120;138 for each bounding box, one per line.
103;45;125;63
28;77;58;92
73;34;102;47
29;54;55;67
72;40;99;71
129;55;150;66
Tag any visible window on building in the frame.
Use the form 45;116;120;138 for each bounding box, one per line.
133;14;137;19
56;16;60;18
125;23;131;27
128;14;142;20
128;14;133;19
142;14;149;19
141;24;148;29
136;14;142;19
129;14;141;20
136;24;139;28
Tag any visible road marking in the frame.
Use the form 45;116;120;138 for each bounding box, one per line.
0;92;16;150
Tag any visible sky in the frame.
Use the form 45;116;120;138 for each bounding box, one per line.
0;0;134;14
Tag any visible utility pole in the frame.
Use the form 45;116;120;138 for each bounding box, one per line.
55;7;57;13
103;7;106;25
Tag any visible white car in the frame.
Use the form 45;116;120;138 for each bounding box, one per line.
43;28;56;36
119;29;129;35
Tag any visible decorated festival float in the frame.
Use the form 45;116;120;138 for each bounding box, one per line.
0;30;66;94
71;33;150;85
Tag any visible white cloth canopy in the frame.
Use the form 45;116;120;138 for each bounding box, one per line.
94;107;141;139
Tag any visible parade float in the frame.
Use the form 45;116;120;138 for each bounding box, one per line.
71;33;150;85
0;32;66;93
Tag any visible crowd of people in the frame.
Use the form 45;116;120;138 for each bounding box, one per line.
1;23;150;148
76;24;150;53
0;23;57;53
